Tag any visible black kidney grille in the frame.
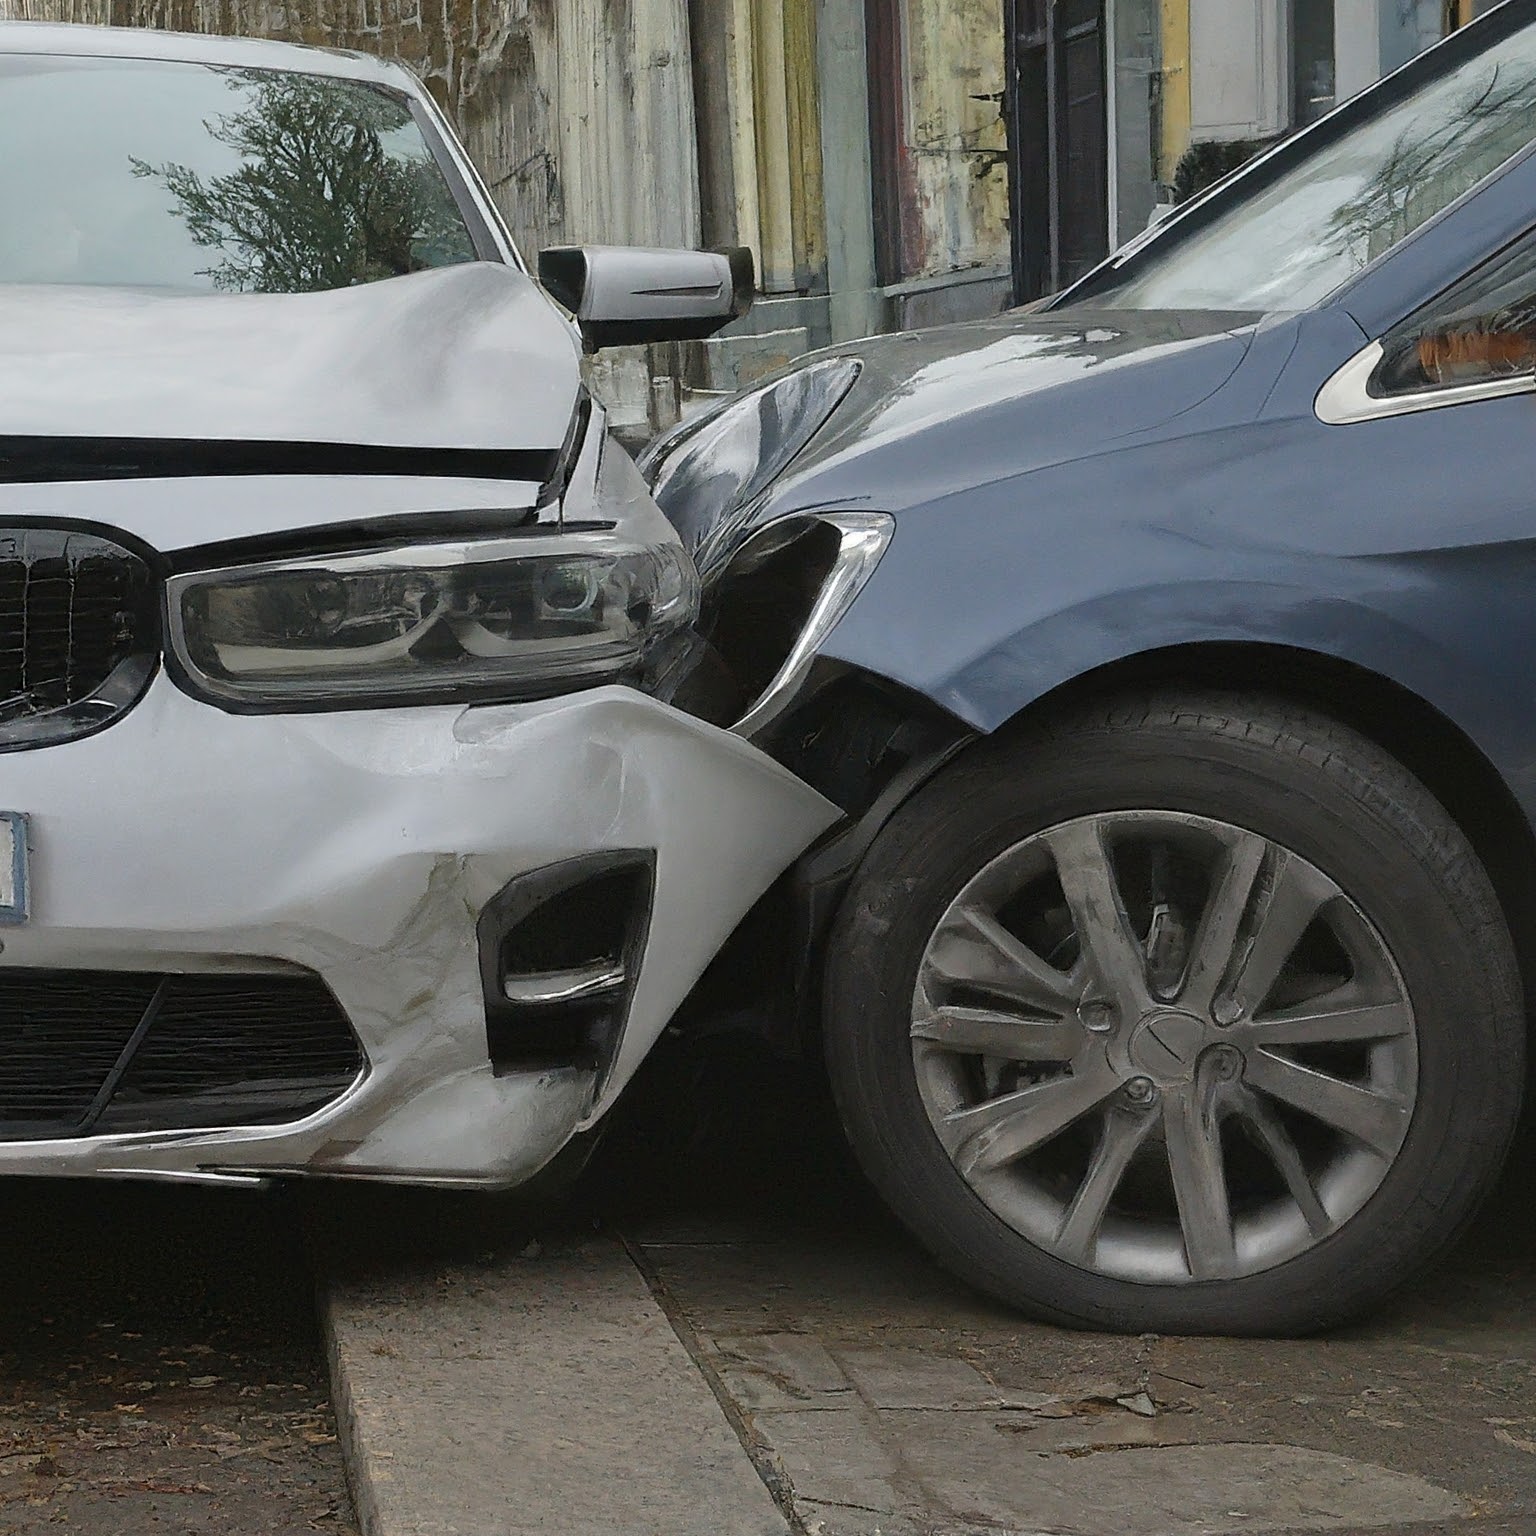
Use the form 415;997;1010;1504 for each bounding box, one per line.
0;970;364;1140
0;527;158;744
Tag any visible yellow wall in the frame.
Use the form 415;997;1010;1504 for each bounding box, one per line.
749;0;828;293
1159;0;1192;184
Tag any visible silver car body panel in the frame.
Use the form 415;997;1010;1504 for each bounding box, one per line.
0;390;840;1187
2;381;620;554
2;472;546;552
0;23;849;1189
0;265;579;455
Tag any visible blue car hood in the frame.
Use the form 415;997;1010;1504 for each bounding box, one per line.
767;308;1257;518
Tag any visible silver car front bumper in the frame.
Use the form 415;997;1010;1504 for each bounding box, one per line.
0;674;838;1187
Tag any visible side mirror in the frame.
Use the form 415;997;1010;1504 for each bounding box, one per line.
538;245;754;350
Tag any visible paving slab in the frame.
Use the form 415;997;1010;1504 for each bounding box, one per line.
835;1347;1029;1411
715;1333;857;1409
324;1236;788;1536
753;1407;908;1515
913;1442;1466;1535
637;1225;1492;1536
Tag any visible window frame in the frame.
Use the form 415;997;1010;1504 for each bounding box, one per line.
1315;334;1536;422
406;79;522;271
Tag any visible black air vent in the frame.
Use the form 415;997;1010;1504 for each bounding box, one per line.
478;853;655;1077
0;526;159;751
95;974;366;1133
0;971;160;1137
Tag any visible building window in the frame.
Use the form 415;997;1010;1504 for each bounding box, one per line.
1293;0;1337;125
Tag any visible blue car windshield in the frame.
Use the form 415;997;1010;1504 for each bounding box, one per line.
1077;16;1536;314
0;55;480;293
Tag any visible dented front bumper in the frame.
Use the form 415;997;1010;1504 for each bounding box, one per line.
0;674;838;1187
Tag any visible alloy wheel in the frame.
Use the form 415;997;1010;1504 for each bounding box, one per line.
911;812;1419;1284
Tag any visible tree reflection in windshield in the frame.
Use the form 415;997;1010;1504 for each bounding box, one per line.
1325;62;1536;270
131;70;478;293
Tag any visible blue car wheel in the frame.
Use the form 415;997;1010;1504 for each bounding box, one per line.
824;689;1524;1335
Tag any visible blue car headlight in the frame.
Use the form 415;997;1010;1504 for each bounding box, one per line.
638;356;860;578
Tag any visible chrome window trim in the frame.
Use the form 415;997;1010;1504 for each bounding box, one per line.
1316;338;1536;426
730;510;894;741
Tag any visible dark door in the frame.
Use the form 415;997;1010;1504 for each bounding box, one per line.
1057;0;1109;284
1007;0;1109;301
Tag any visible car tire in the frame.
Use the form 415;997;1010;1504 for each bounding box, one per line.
823;691;1525;1335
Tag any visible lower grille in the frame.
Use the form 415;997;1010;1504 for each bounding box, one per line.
0;972;159;1136
0;969;363;1140
0;526;159;751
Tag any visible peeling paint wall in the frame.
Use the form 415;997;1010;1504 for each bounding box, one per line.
899;0;1008;279
685;0;826;296
0;0;701;257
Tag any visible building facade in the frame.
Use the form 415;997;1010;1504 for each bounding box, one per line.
0;0;1510;425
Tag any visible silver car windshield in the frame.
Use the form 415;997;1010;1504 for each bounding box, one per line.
1081;18;1536;313
0;55;480;293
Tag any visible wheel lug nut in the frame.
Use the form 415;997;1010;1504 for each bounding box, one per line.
1212;1045;1243;1080
1081;1001;1117;1033
1213;996;1243;1027
1124;1076;1157;1106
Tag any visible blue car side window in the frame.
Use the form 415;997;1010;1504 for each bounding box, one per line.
1373;228;1536;397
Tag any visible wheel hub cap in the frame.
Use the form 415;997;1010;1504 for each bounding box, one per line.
1127;1009;1207;1082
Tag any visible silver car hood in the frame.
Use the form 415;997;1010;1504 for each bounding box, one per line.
0;262;581;453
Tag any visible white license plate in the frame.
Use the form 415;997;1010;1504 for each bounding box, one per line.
0;813;28;924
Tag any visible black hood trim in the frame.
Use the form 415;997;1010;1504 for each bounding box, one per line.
0;437;560;487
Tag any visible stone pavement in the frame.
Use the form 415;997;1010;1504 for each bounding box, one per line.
625;1211;1527;1535
320;1042;1536;1536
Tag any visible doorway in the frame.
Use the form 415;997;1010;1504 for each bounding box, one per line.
1007;0;1110;301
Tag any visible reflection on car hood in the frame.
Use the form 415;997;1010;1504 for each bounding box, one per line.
0;262;582;455
768;308;1256;516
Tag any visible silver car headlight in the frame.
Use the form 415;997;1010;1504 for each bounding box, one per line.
166;530;699;709
638;356;860;578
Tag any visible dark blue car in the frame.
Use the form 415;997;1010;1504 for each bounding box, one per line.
641;0;1536;1334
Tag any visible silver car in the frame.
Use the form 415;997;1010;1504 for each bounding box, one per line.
0;23;845;1189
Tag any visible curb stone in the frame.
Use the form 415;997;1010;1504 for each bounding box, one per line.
324;1236;790;1536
